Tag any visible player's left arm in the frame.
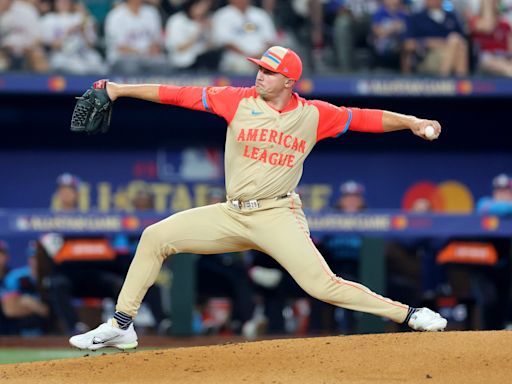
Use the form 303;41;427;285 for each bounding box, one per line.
381;110;441;140
314;101;440;141
350;108;441;140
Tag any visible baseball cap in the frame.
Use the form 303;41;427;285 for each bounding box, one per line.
340;180;365;196
492;173;512;190
247;46;303;81
56;172;81;188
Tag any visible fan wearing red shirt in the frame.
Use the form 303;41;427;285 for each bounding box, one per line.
470;0;512;77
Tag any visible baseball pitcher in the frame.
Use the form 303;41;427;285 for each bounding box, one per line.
70;46;446;350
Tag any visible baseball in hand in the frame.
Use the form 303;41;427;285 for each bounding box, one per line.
424;125;435;139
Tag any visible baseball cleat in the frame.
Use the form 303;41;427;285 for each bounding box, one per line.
408;307;447;332
69;319;138;351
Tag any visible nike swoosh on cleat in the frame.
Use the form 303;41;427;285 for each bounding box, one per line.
92;336;117;344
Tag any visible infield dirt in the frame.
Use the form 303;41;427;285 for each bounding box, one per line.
1;331;511;383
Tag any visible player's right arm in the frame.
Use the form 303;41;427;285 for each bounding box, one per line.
106;82;161;103
105;81;252;123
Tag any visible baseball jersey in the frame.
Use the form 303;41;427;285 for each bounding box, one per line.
159;86;382;201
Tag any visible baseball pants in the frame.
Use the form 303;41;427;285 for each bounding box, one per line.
116;194;409;323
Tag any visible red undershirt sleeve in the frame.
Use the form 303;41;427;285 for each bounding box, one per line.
159;85;255;124
349;108;384;133
314;102;384;141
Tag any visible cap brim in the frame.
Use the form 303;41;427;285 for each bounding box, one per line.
247;57;281;75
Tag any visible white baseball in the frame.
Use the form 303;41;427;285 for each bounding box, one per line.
424;125;435;139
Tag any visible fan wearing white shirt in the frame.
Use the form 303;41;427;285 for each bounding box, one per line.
212;0;277;74
165;0;220;70
0;0;49;71
104;0;166;73
40;0;106;74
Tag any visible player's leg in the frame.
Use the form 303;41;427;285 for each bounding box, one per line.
249;197;446;330
116;204;251;318
70;204;250;349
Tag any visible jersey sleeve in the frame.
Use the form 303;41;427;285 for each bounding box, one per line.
314;101;384;141
158;85;253;124
312;100;353;142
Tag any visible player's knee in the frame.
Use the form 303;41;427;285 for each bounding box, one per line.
139;224;176;258
304;286;334;303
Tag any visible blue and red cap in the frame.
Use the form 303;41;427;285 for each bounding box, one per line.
247;46;303;81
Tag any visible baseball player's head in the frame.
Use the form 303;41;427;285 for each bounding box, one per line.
247;46;302;98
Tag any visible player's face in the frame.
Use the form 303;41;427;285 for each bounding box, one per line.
255;67;288;99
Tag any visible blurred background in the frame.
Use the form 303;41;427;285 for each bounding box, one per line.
1;0;512;341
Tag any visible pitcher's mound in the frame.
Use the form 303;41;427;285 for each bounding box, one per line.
1;331;512;383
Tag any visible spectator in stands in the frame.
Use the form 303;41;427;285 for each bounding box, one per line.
51;172;81;212
370;0;409;71
476;173;512;215
40;0;106;74
165;0;221;71
212;0;277;74
0;0;49;72
328;0;380;72
403;0;469;76
469;0;512;77
1;241;50;335
104;0;166;74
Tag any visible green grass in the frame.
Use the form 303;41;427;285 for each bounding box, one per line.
0;348;139;364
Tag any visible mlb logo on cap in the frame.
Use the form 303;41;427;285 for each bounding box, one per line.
247;46;303;81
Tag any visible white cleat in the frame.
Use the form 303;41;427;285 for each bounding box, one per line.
69;319;138;351
408;307;447;332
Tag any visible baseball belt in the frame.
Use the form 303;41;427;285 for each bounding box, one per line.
228;192;292;210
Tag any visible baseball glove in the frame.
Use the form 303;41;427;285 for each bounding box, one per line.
70;79;113;134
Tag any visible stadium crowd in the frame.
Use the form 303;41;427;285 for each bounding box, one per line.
1;0;512;77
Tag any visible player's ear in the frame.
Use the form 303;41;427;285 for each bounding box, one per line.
284;79;295;89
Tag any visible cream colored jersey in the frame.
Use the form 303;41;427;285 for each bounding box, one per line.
160;86;354;201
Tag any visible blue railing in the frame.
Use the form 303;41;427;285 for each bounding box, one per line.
2;73;512;97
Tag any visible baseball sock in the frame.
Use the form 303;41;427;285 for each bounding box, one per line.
403;307;418;324
113;311;133;330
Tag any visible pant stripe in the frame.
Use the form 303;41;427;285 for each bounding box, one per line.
290;198;407;310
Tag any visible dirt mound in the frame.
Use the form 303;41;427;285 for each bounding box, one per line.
1;331;511;384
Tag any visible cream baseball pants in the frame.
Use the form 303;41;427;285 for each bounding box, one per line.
116;194;409;323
